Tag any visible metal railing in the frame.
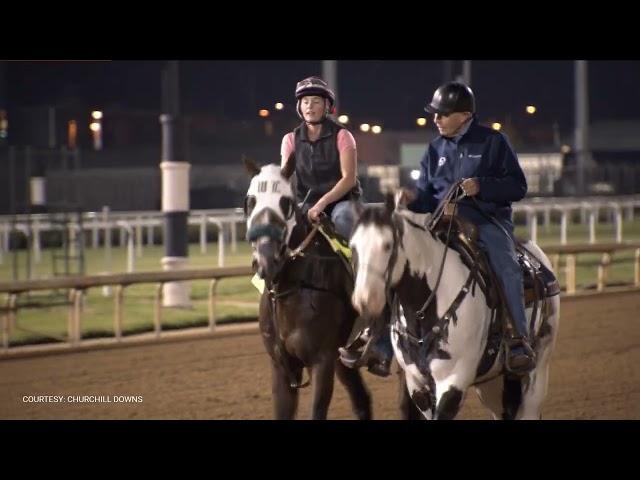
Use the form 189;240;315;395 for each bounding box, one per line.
544;242;640;294
2;240;640;354
0;265;253;351
513;195;640;245
0;209;246;277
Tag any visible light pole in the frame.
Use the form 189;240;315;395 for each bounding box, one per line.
322;60;338;114
259;109;273;137
90;110;103;150
552;121;561;148
452;60;472;85
574;60;590;196
462;60;471;86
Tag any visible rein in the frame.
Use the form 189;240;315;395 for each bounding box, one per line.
386;182;480;354
288;223;319;259
415;182;466;321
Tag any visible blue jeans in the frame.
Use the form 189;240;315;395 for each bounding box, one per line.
301;199;360;240
370;301;394;361
475;221;529;338
329;200;360;240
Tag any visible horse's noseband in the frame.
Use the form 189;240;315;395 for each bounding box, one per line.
247;223;286;243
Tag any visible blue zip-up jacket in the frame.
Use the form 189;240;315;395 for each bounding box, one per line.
408;118;527;226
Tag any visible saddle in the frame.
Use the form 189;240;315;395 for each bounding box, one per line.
432;209;560;311
430;209;561;377
316;216;355;279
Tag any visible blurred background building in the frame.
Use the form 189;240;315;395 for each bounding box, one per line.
1;60;639;214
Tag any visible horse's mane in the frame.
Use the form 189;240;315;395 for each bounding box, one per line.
355;204;392;227
355;204;432;231
394;207;432;227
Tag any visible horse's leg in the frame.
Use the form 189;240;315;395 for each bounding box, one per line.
474;376;506;420
500;374;526;420
517;297;559;419
425;357;475;419
475;372;535;420
310;355;336;420
271;361;301;420
516;345;555;419
403;371;436;420
335;360;372;420
397;368;423;420
433;378;468;420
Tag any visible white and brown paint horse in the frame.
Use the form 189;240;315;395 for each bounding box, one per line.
350;196;560;420
244;158;372;420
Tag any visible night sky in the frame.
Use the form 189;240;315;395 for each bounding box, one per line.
4;60;640;131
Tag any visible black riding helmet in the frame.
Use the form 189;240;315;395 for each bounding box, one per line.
295;76;336;121
425;81;476;115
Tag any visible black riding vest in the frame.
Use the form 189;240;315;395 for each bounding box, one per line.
293;118;362;207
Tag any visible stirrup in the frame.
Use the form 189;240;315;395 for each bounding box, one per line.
339;330;382;370
339;334;373;369
504;336;536;375
344;327;369;351
339;346;363;369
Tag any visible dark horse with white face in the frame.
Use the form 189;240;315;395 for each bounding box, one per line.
243;158;371;420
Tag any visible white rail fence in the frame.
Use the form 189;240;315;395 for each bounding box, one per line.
1;243;639;354
0;208;245;274
0;265;254;352
1;195;640;272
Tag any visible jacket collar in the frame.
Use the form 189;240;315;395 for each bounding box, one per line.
298;119;336;143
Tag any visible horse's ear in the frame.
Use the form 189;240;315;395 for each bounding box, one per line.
243;155;261;177
281;152;296;179
384;192;396;214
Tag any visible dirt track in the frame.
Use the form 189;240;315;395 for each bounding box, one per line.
1;291;639;420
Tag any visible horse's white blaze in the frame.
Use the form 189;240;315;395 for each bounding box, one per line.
246;164;296;245
351;224;394;315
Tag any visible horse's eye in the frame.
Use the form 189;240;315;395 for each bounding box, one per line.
244;196;257;216
383;242;392;252
280;196;294;220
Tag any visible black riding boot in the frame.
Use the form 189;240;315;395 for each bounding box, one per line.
503;310;536;375
505;335;536;375
339;329;392;377
339;308;393;377
491;268;536;375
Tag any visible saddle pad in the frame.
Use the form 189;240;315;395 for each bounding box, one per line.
251;273;265;294
250;225;352;294
317;225;352;260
